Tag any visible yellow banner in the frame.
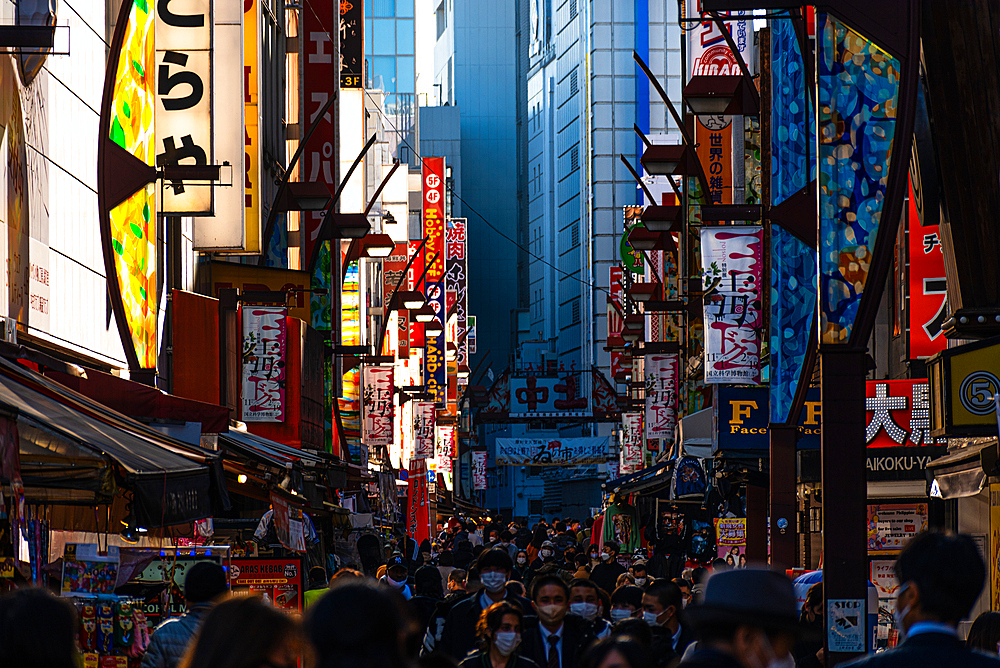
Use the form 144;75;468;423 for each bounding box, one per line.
243;0;261;253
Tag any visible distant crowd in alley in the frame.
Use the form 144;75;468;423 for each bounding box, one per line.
1;517;999;668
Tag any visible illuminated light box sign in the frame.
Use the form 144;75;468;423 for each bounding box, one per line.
714;386;821;452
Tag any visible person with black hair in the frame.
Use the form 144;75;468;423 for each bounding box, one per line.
968;611;1000;654
513;550;531;582
307;579;409;668
179;596;300;668
438;548;531;661
304;566;329;609
0;588;78;668
643;579;694;658
580;636;655;668
142;561;228;668
841;532;1000;668
570;578;612;638
591;542;627;596
498;531;519;559
793;582;824;668
677;569;805;668
459;601;541;668
610;585;645;624
518;574;597;668
411;566;446;637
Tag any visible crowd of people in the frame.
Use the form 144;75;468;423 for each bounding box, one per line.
1;520;999;668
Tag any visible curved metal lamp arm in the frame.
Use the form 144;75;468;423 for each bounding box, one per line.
375;236;429;355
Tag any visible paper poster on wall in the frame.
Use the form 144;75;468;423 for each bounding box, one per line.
827;599;866;653
230;558;303;612
867;503;928;554
620;412;644;474
714;517;747;568
412;400;435;459
645;354;679;440
472;450;487;490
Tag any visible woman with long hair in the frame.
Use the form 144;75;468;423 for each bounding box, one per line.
968;611;1000;654
458;601;540;668
179;596;301;668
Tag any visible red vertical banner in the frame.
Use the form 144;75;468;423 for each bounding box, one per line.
301;0;335;266
407;459;430;544
383;243;409;355
907;177;948;359
362;366;394;446
408;240;425;349
423;158;447;403
445;219;468;377
608;266;626;379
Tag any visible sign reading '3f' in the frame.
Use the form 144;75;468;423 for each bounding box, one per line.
155;0;213;214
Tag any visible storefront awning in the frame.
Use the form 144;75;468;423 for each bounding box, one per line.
680;408;713;458
219;428;335;470
603;461;674;496
0;357;225;526
927;440;997;499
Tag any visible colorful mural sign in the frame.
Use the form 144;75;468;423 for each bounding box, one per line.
242;307;287;422
867;503;928;554
701;227;764;383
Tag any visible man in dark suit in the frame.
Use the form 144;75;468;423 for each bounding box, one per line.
644;579;696;658
519;574;597;668
436;548;531;661
842;532;1000;668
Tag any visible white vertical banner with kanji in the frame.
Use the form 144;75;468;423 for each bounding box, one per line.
362;366;394;446
242;307;287;421
472;450;487;490
412;401;436;459
701;227;763;384
620;412;644;475
645;354;679;441
435;425;455;491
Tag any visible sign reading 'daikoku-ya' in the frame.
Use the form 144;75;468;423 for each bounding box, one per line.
472;450;487;490
495;438;608;466
423;157;447;403
362;366;394;446
412;401;436;459
154;0;212;214
701;227;763;383
339;0;363;88
242;307;286;421
645;354;679;440
620;413;644;474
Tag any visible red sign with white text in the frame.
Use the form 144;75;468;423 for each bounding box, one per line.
865;379;946;448
907;177;948;359
302;0;335;267
408;239;425;349
423;158;447;403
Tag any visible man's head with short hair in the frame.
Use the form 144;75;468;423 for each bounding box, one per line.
477;547;514;575
894;531;986;629
642;580;683;631
531;574;570;601
611;584;644;612
448;568;468;591
603;541;620;557
184;562;228;605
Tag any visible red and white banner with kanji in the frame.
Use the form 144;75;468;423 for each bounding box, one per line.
472;450;487;490
362;367;394;446
701;227;763;384
620;412;644;475
645;354;679;441
907;177;948;359
412;401;436;459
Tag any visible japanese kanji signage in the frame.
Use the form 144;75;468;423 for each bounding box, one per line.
620;413;644;474
423;158;446;403
435;425;455;489
242;307;286;421
479;369;621;422
154;0;212;214
230;558;303;612
382;243;409;355
472;450;487;490
339;0;363;88
866;379;945;447
908;177;948;359
645;354;679;441
697;119;733;205
407;459;430;543
495;437;608;466
243;0;262;252
445;219;468;374
701;227;763;383
510;375;591;418
412;401;435;460
302;0;337;270
408;239;425;349
608;266;627;380
362;367;394;446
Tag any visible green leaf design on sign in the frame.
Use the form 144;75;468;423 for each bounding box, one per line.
112;239;124;256
110;118;126;148
130;222;143;239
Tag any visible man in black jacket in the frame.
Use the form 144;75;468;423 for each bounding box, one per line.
519;574;597;668
644;579;695;657
841;532;1000;668
590;541;626;595
436;548;531;661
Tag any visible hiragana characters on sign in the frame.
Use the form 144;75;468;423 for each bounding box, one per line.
865;383;908;444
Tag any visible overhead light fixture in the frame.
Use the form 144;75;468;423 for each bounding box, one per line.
628;283;660;302
361;233;395;258
446;343;457;360
627;226;666;251
641;205;683;232
684;75;760;117
424;319;444;337
275;181;333;211
640;144;692;177
324;213;371;239
623;314;645;332
397;290;426;310
413;304;437;323
622;329;642;343
457;364;471;379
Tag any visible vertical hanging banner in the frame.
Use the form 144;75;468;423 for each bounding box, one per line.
620;413;644;475
154;0;213;214
339;0;363;88
362;366;394;446
412;401;436;459
408;239;425;350
907;177;947;359
645;354;679;440
608;266;626;379
382;243;410;355
407;459;430;544
302;0;336;272
242;307;287;421
445;219;468;376
423;158;446;403
701;227;764;384
243;0;262;253
435;425;455;490
472;450;487;490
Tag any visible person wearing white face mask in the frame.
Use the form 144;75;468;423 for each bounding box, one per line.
519;575;598;668
675;569;809;668
459;601;541;668
378;555;413;600
643;579;694;662
609;584;644;626
831;532;999;668
438;549;532;662
590;542;626;596
569;578;612;639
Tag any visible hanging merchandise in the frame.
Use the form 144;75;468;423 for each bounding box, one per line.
602;502;641;554
685;510;717;565
671;456;707;499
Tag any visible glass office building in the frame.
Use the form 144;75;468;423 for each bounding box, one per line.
365;0;416;140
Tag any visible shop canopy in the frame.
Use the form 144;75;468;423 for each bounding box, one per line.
927;439;997;499
680;408;713;458
0;357;226;526
602;461;674;496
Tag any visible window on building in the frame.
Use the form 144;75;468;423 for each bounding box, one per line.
808;506;822;532
570;0;577;19
396;0;414;16
371;56;395;92
397;19;414;54
571;223;579;246
529;499;545;515
436;1;447;38
572;299;580;323
570;145;579;171
570;70;578;96
373;0;395;17
396;56;415;94
373;18;395;54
